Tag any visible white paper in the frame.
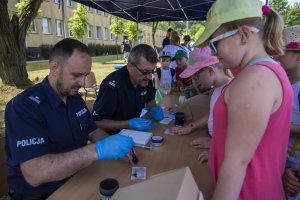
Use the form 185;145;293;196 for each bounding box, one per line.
160;118;173;124
131;167;147;180
119;129;153;146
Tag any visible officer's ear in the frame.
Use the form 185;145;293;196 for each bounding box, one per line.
49;61;60;77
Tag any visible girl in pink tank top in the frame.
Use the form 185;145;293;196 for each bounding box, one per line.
193;0;293;199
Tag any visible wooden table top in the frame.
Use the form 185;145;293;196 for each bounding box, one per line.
48;95;214;200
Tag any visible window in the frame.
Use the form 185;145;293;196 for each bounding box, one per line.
67;22;74;37
30;20;37;33
110;32;115;40
56;19;64;36
41;18;51;34
96;26;101;39
86;6;92;12
96;10;101;15
103;28;108;40
54;0;60;4
87;25;93;38
66;0;72;7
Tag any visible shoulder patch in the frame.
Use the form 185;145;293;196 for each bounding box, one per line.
108;80;116;87
28;95;41;104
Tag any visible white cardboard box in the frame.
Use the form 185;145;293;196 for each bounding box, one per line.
112;167;203;200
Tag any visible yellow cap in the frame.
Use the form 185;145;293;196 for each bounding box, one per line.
194;0;263;47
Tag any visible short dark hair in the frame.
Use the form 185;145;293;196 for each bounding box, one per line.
128;44;158;65
49;38;91;65
183;35;191;42
167;28;173;32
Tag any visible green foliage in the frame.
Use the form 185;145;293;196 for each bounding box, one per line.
270;0;300;26
188;23;205;41
285;3;300;26
69;4;89;40
88;43;121;56
110;17;125;37
126;21;143;42
270;0;289;15
15;0;42;15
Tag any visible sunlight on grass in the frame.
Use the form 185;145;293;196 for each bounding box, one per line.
26;54;125;84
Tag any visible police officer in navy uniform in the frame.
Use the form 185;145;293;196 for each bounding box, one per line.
92;44;164;135
5;38;134;200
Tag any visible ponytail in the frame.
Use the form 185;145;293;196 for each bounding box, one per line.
263;8;284;56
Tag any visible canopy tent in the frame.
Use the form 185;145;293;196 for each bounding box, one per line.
72;0;215;22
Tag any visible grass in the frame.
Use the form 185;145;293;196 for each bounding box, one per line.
0;54;125;138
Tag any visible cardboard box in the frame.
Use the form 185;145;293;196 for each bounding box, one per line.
112;167;204;200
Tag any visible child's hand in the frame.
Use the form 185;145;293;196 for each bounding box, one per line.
198;150;209;163
190;137;211;149
170;125;193;135
283;166;300;196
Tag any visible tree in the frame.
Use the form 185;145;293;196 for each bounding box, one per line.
126;21;143;45
0;0;43;87
285;3;300;26
270;0;289;15
188;23;205;41
69;4;89;40
151;22;159;47
110;16;125;57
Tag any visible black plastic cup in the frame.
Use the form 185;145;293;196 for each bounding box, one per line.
175;112;185;126
99;178;119;200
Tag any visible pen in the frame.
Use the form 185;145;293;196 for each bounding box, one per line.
131;149;138;164
135;144;153;150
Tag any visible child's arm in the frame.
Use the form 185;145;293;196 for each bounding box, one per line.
212;66;282;200
171;113;209;135
154;73;169;95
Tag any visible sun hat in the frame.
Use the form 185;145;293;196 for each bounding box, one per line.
159;51;172;58
172;50;188;61
180;47;219;78
282;25;300;51
194;0;263;47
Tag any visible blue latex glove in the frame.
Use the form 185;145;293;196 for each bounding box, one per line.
129;118;152;131
95;134;135;160
148;106;164;121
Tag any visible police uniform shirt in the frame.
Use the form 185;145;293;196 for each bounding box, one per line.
92;67;154;134
5;77;97;195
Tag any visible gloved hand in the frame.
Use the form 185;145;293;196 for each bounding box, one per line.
95;134;135;160
129;118;152;131
148;106;164;121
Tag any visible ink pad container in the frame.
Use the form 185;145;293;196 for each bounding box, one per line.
151;135;164;147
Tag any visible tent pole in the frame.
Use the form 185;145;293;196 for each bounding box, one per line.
137;22;139;45
185;21;189;35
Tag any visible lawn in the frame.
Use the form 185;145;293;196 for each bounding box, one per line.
0;54;125;138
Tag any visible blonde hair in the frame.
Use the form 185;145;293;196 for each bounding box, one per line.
222;8;284;56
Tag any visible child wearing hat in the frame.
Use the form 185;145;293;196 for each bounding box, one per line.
173;50;192;92
278;25;300;200
194;0;293;199
153;51;175;103
171;47;232;163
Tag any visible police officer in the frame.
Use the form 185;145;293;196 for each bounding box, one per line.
92;44;164;135
5;38;134;200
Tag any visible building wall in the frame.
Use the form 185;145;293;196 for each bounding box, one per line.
8;0;166;48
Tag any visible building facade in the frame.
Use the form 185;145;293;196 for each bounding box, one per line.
8;0;166;49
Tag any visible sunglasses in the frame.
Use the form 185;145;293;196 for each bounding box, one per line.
209;27;260;55
131;63;156;75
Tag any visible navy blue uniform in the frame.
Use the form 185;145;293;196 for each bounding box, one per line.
92;67;154;134
5;77;97;195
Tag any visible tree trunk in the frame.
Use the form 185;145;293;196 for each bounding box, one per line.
0;0;43;87
152;22;159;48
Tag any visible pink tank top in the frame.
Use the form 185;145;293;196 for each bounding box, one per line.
208;61;293;200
